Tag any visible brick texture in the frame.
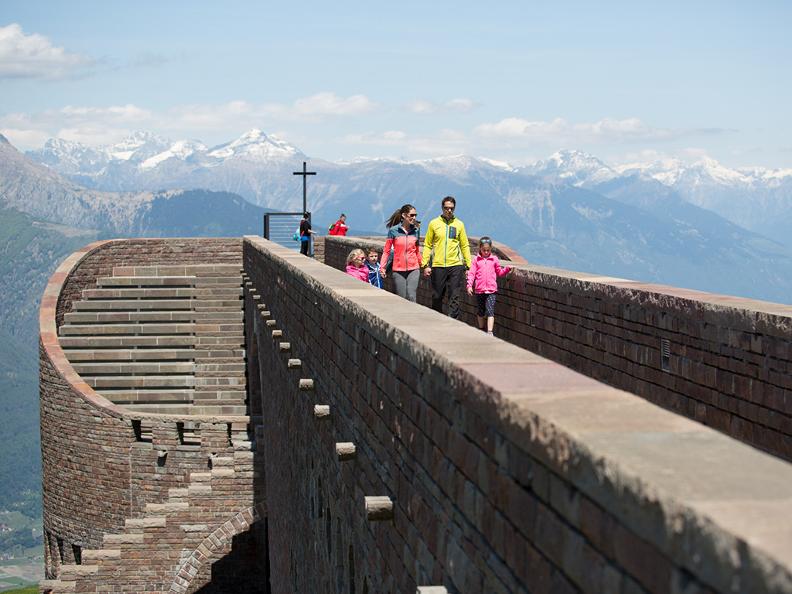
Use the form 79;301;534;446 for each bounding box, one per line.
324;235;792;462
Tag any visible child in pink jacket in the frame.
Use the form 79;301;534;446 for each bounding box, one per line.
345;248;369;282
466;237;512;335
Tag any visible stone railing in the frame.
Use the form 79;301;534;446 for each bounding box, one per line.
323;235;792;462
243;235;792;594
39;238;252;580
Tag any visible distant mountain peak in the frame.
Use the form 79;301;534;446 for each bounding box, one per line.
526;149;617;186
0;133;9;145
207;129;302;161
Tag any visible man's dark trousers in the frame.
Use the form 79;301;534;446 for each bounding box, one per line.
430;265;466;318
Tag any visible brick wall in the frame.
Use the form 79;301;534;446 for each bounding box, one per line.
324;236;792;462
39;238;258;587
243;236;792;594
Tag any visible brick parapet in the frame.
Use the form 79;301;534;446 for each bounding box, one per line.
324;235;792;461
245;235;792;594
39;238;252;581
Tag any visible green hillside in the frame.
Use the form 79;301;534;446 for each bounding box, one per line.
0;207;99;562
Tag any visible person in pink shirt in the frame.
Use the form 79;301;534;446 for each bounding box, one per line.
345;248;369;282
466;237;512;335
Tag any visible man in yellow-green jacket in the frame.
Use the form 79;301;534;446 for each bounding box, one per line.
421;195;471;319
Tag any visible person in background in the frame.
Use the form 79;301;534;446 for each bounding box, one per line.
328;213;349;236
466;236;512;335
345;248;368;282
365;248;384;288
381;204;421;302
299;212;314;256
421;196;470;318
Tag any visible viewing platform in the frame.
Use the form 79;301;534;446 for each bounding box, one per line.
38;235;792;593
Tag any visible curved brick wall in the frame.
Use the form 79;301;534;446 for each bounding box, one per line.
245;235;792;594
324;235;792;462
39;238;252;581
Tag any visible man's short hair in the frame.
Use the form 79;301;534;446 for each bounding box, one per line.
340;213;346;218
442;196;456;207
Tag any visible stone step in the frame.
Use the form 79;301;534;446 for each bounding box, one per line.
192;311;244;321
193;300;244;309
87;375;195;388
192;389;246;401
40;578;75;592
81;548;121;561
168;487;190;499
195;336;245;346
58;563;100;578
194;345;245;356
73;299;194;311
193;404;248;415
193;349;245;359
64;310;196;324
83;287;243;299
113;264;242;277
72;361;195;374
97;276;197;287
103;532;145;545
125;516;167;528
194;362;246;373
194;377;246;387
123;403;195;414
83;287;195;299
60;336;197;348
60;323;198;336
192;278;243;286
145;501;190;513
63;349;196;362
96;389;194;404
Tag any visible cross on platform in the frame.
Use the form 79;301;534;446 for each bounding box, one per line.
293;161;316;215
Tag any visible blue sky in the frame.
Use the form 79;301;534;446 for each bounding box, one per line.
1;1;790;167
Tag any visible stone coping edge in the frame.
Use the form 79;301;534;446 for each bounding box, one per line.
39;238;249;424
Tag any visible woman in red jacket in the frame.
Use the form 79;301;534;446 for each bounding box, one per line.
381;204;422;302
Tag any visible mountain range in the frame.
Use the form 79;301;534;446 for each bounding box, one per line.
0;134;269;237
15;129;792;304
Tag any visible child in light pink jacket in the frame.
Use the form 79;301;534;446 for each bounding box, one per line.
466;237;512;335
345;248;369;282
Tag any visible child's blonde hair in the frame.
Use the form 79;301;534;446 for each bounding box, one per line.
346;248;365;264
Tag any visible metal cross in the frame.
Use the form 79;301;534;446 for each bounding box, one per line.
293;161;317;215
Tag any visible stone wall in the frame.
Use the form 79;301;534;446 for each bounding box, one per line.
39;238;255;586
243;235;792;594
323;235;792;462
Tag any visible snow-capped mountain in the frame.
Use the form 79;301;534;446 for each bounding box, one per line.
0;134;267;236
521;149;619;187
16;130;792;303
206;128;302;161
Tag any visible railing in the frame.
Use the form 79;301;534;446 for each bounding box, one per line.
263;211;307;252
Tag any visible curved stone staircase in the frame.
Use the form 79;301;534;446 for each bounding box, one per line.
40;438;262;593
41;263;264;592
59;264;247;416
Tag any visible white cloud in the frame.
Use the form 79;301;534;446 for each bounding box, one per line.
407;98;478;114
293;92;376;116
343;128;468;156
0;23;92;79
474;116;681;144
0;93;379;149
343;130;407;145
0;127;49;148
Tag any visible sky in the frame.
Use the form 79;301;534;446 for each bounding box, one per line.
1;1;791;167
